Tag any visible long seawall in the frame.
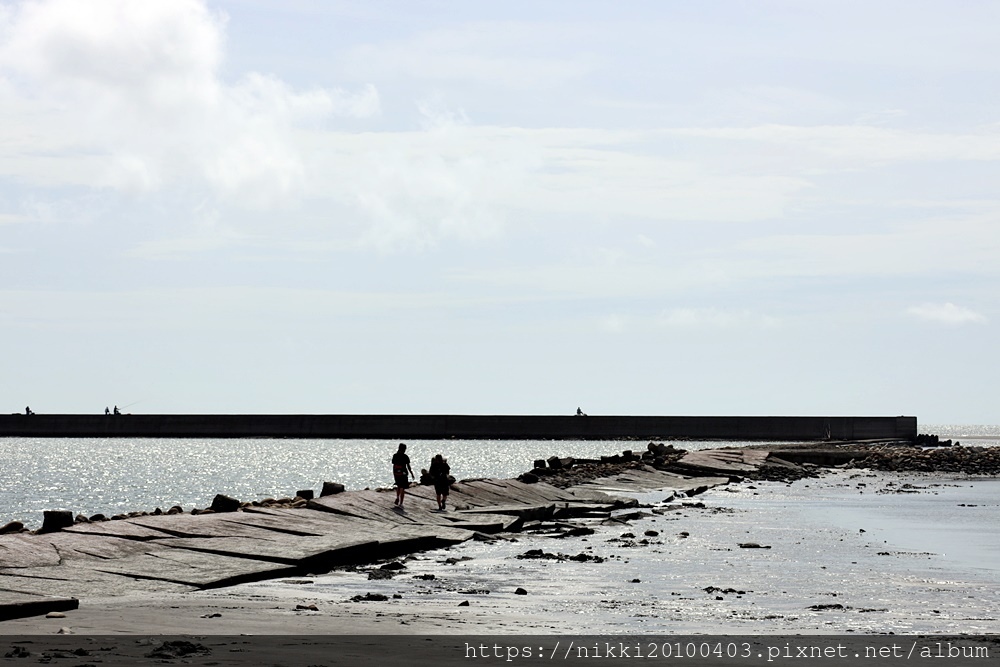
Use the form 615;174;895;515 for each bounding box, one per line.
0;414;917;440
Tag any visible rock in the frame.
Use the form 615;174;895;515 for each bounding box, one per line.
515;587;528;595
644;530;659;537
350;593;388;602
40;510;74;533
519;472;539;484
74;514;89;523
648;442;677;456
295;604;319;611
321;482;345;496
0;520;24;534
166;505;184;515
738;542;771;549
4;646;30;658
45;611;66;619
296;489;315;500
472;532;497;542
533;459;547;469
88;513;108;522
380;561;406;570
210;494;241;513
458;600;470;607
547;456;564;470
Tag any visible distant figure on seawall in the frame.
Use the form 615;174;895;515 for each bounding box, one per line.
24;406;33;415
113;405;121;415
105;407;110;415
576;407;587;416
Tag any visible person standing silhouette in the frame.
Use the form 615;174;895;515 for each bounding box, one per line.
392;443;414;507
429;453;451;510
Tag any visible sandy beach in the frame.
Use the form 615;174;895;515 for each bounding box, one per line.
3;468;998;637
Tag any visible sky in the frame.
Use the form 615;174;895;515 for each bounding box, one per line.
1;0;997;423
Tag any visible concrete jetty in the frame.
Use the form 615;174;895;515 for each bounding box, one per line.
0;455;753;622
0;413;917;440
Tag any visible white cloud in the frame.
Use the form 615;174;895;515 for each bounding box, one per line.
670;124;1000;165
657;308;780;330
906;303;987;326
0;0;378;206
599;314;627;333
342;21;592;89
1;2;999;259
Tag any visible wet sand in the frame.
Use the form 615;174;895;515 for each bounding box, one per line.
2;469;998;636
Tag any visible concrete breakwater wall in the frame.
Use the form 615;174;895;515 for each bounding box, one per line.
0;414;917;441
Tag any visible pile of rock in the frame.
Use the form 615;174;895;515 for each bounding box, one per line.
519;442;687;488
847;444;1000;475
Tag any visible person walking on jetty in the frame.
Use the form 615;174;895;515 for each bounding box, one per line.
392;443;414;507
429;453;451;510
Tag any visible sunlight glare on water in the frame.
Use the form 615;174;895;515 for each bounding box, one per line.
1;437;739;527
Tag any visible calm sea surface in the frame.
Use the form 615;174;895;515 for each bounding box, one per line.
1;424;996;528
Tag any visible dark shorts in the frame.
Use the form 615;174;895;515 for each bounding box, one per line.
433;479;450;496
394;474;410;489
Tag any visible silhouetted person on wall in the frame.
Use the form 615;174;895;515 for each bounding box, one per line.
105;407;110;415
392;443;414;508
113;406;120;415
25;406;33;415
429;453;451;510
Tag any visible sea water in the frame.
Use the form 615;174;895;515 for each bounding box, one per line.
0;436;737;528
0;425;995;529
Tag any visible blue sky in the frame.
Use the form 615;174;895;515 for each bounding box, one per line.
1;1;997;423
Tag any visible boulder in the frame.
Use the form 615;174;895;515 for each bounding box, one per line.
0;520;24;534
210;494;241;513
40;510;74;533
295;489;315;501
547;456;575;469
321;482;345;496
533;459;547;469
647;442;678;456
